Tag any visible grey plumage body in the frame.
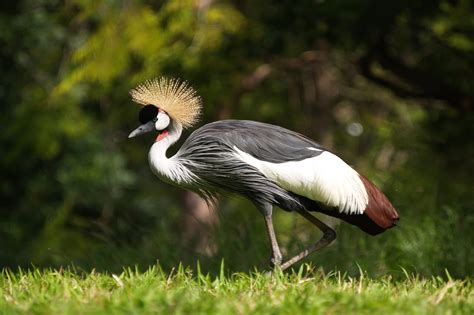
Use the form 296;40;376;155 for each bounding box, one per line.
174;120;391;236
177;120;323;209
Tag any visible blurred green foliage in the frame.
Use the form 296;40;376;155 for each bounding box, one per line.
0;0;472;278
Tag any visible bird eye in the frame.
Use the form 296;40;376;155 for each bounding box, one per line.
139;105;159;124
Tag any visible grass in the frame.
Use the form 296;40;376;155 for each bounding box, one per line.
1;264;472;314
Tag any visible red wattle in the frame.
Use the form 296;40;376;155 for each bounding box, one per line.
155;130;169;142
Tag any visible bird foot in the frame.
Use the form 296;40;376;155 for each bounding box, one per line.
270;254;282;268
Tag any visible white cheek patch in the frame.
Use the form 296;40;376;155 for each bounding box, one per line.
155;112;170;130
233;147;368;214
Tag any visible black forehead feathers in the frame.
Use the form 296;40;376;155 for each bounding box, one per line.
139;104;159;124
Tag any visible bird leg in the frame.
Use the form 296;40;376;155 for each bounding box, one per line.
259;204;283;268
263;213;283;267
279;208;336;271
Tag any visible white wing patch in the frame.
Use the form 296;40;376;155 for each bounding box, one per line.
233;147;368;214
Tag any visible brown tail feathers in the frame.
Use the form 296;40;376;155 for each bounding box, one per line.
359;175;399;231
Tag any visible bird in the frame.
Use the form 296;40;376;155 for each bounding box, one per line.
128;77;399;271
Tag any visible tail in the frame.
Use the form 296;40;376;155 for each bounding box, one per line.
315;175;399;236
358;175;399;234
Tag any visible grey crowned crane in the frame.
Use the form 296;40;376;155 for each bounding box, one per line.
128;77;399;271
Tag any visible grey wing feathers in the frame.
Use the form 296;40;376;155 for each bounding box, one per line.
181;120;325;163
177;138;297;206
175;120;324;206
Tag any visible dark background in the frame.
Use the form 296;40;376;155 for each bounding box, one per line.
1;0;473;278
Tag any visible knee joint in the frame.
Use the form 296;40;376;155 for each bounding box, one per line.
324;228;337;243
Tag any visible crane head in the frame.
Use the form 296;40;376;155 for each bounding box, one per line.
128;77;202;131
128;105;170;138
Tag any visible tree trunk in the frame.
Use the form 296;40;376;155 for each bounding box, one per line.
180;191;219;256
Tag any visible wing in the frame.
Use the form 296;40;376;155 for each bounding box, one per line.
233;147;369;214
181;120;369;214
184;120;325;163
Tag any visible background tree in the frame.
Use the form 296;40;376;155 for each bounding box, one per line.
0;0;472;277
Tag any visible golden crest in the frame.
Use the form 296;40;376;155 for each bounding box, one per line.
130;77;202;128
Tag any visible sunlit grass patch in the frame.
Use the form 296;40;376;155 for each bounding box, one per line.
1;264;472;314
